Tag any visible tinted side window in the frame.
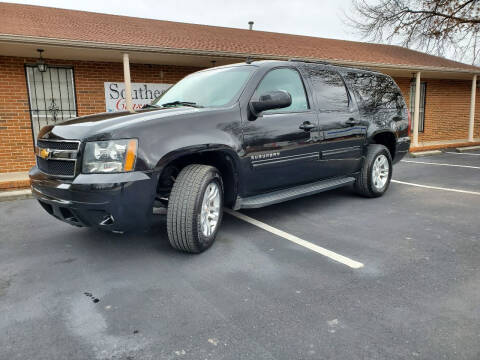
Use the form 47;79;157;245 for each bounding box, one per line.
301;65;349;111
344;72;404;111
253;68;309;113
374;75;405;110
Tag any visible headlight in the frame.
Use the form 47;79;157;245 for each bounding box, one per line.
82;139;138;174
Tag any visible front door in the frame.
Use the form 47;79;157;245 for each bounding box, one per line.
242;67;321;195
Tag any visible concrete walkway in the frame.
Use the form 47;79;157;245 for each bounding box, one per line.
0;171;30;191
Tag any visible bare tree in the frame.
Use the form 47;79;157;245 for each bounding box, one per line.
345;0;480;64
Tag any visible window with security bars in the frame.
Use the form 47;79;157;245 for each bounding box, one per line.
409;82;426;132
25;65;77;141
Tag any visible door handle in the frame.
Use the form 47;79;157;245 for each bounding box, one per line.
346;117;360;126
299;121;316;131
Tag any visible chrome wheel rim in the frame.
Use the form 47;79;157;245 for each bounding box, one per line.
200;181;220;237
372;154;389;190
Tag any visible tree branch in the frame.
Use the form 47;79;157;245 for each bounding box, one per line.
344;0;480;64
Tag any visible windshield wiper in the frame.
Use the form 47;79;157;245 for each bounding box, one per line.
141;104;161;109
161;101;203;108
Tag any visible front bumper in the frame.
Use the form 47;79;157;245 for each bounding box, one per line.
29;167;159;232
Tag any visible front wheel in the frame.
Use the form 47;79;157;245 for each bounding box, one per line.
167;164;224;253
354;144;392;198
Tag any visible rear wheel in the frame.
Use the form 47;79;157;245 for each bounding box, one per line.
167;164;224;253
354;144;392;198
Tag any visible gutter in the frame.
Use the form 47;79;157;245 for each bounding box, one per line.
1;33;479;75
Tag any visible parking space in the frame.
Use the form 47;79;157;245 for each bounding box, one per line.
393;150;480;193
412;149;480;166
1;150;479;359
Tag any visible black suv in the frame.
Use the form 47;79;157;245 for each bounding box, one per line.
30;60;410;253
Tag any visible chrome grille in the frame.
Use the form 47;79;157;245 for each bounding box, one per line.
37;158;76;177
36;140;80;150
36;139;80;178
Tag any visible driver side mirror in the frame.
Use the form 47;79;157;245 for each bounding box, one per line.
249;90;292;119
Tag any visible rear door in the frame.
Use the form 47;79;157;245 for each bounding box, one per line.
242;67;321;195
299;64;367;178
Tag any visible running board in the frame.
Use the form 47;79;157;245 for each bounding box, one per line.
234;177;356;209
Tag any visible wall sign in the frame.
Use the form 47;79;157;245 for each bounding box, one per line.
104;82;171;112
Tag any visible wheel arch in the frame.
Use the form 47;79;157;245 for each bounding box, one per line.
156;145;241;208
369;131;397;161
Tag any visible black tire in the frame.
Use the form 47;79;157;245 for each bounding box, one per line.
354;144;392;198
167;164;224;253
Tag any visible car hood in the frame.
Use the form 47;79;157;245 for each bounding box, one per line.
39;107;213;141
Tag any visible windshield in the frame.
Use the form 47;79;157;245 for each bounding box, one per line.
151;66;255;108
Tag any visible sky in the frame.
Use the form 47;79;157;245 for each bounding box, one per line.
3;0;361;41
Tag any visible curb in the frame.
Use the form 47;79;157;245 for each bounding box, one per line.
456;145;480;152
0;189;33;202
409;150;442;158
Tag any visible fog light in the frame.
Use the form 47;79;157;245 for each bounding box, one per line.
91;183;115;190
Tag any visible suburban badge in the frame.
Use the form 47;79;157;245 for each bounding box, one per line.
251;152;281;161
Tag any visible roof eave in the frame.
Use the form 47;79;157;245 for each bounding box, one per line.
1;34;479;75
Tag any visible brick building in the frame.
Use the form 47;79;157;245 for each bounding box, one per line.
0;3;479;188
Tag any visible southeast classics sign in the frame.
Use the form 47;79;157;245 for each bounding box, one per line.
104;82;171;112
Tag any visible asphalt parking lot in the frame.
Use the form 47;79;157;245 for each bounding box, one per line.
1;150;479;360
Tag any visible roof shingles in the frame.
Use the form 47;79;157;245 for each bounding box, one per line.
0;2;478;72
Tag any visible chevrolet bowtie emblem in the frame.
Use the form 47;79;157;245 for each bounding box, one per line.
39;148;50;159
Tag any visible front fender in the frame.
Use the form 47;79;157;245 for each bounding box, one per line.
127;106;244;172
154;144;242;171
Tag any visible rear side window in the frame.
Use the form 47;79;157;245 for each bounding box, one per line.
253;68;309;113
344;72;405;111
301;65;349;111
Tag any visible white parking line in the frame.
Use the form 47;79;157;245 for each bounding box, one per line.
391;180;480;196
401;160;480;170
444;151;480;156
224;208;364;269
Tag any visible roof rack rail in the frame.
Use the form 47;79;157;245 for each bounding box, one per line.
288;58;332;65
288;58;377;72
